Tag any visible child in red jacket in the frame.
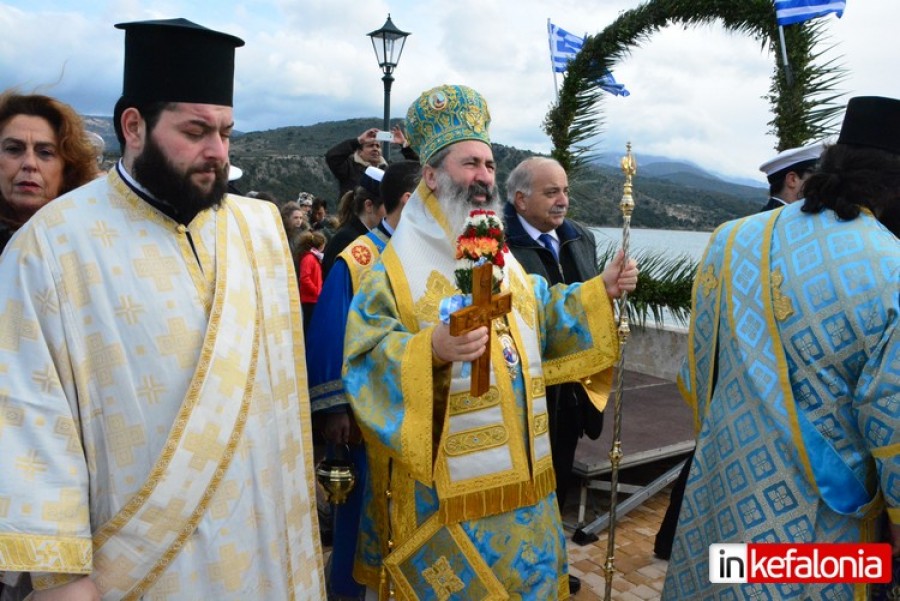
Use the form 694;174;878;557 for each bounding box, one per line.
297;230;326;335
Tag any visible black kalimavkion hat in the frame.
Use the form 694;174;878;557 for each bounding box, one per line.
115;18;244;107
837;96;900;155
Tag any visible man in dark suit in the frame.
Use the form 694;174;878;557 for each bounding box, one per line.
758;141;824;212
504;156;607;596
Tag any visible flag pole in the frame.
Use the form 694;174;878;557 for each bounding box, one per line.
548;18;560;100
777;23;794;88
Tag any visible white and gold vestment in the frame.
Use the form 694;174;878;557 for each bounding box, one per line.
0;170;324;599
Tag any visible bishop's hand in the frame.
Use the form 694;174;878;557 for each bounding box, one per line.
432;324;488;364
601;249;639;299
32;577;100;601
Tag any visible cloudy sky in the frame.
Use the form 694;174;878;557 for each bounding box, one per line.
2;1;897;182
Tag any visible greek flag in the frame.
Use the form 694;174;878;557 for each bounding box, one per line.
775;0;845;26
596;71;630;97
548;22;584;73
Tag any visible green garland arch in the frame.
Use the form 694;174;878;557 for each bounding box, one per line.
544;0;847;174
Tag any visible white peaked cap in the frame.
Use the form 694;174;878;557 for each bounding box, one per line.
759;141;825;178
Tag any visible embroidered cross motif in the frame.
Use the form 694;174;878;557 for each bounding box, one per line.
771;269;794;321
140;498;188;543
59;252;101;308
211;349;246;397
85;333;126;387
133;244;181;292
15;450;47;481
351;244;373;265
114;294;145;325
0;300;39;351
209;543;252;592
93;551;139;593
450;263;512;397
183;423;226;471
136;374;167;405
88;221;120;248
106;413;146;467
699;264;718;297
41;488;84;532
422;556;464;600
156;317;203;369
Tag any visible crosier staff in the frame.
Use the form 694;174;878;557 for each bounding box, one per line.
603;142;636;601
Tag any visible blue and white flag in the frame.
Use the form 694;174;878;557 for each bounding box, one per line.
548;22;584;73
775;0;846;26
596;71;630;97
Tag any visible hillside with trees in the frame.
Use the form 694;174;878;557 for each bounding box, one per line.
85;116;761;231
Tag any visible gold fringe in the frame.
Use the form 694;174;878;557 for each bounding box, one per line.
437;466;555;524
558;572;571;599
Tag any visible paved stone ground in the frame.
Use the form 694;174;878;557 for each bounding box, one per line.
563;482;672;600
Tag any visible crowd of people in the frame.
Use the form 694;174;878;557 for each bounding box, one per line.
0;14;897;601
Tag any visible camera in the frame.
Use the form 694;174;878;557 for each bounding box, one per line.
375;130;393;142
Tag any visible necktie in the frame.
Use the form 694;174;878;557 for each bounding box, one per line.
538;233;559;262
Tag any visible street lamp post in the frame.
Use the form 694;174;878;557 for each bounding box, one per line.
367;14;410;159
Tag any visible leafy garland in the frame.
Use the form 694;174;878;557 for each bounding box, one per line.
596;243;696;328
544;0;846;176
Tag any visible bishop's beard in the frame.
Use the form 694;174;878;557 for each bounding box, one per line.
434;169;503;236
132;135;227;222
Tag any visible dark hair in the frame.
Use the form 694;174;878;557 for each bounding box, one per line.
0;90;99;196
767;160;817;196
801;144;900;223
336;186;378;229
311;197;327;216
113;97;172;152
253;190;278;203
381;160;421;214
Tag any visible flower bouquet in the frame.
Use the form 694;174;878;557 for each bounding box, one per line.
453;209;507;294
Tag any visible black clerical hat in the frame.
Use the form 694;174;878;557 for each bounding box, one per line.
116;18;244;106
837;96;900;155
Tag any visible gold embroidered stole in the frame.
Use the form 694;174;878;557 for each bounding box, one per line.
87;203;260;600
383;185;554;524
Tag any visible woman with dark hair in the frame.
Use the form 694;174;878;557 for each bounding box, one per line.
0;90;99;252
320;184;384;279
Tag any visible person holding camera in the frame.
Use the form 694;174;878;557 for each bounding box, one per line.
324;125;418;198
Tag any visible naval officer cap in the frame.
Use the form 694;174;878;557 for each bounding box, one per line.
116;18;244;107
759;141;824;183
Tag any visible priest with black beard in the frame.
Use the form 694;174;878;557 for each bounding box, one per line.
0;18;324;601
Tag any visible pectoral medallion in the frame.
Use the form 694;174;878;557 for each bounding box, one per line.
494;319;520;378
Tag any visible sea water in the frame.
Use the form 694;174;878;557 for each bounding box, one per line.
590;227;711;261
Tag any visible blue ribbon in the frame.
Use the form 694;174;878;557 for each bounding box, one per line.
439;294;473;378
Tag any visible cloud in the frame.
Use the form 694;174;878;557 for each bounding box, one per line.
2;0;898;182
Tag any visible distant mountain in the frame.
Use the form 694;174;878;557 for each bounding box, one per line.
82;116;764;231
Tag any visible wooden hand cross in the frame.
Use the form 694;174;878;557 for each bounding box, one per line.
449;263;512;397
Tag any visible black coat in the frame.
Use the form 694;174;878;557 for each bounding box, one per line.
502;202;604;440
759;197;785;212
324;138;419;199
